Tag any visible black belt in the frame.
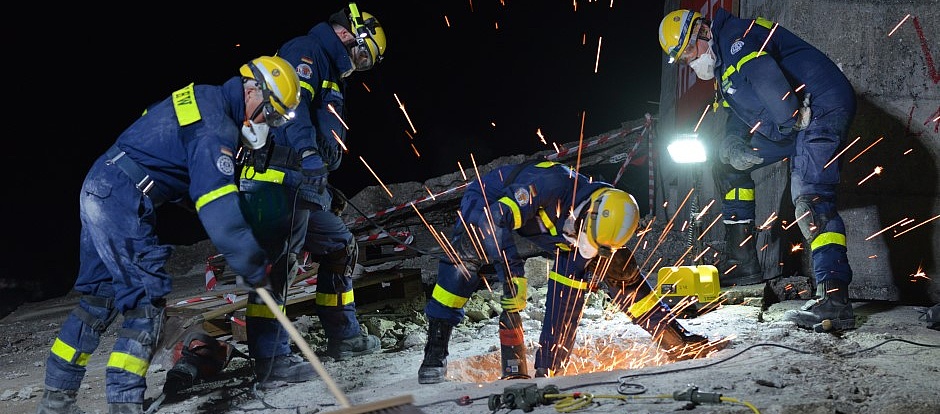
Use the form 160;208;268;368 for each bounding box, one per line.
104;146;171;205
269;145;302;170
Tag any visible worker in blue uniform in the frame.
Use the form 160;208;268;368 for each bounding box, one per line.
659;8;857;331
241;2;388;361
37;56;309;414
418;161;726;382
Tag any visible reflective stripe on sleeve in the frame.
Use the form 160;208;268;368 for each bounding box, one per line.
498;197;523;230
195;184;238;212
548;271;589;290
431;284;469;309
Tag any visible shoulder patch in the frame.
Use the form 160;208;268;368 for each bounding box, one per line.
216;155;235;176
301;56;314;65
514;187;531;207
296;63;313;79
730;40;745;55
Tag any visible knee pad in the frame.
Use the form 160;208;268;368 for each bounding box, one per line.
794;195;832;243
121;303;166;354
320;243;357;276
74;294;119;335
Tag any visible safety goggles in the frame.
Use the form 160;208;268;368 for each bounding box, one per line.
248;63;293;127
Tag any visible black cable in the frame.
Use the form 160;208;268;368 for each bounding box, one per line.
416;338;940;409
328;183;441;257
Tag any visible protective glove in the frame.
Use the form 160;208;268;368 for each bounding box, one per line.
794;93;812;131
500;276;528;313
719;135;764;171
300;153;329;193
235;264;272;291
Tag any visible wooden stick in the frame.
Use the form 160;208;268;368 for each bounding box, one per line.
255;287;351;408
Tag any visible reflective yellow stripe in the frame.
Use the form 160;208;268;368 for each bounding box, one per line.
50;338;91;366
721;51;769;82
556;243;571;251
498;197;523;230
431;284;469;309
548;271;589;290
315;290;355;307
171;83;202;126
246;302;284;319
300;80;315;98
241;166;287;184
107;352;149;377
724;188;755;201
323;80;340;93
195;184;238;212
754;17;774;29
537;209;557;236
534;161;557;168
811;232;846;251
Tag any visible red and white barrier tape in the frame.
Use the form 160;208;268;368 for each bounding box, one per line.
356;230;413;244
346;183;469;227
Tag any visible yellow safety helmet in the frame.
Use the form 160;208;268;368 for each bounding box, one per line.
583;188;640;257
332;3;387;71
659;9;702;64
239;56;301;127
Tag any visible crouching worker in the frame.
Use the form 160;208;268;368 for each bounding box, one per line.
418;161;719;383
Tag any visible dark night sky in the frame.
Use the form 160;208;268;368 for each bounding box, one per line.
6;1;665;299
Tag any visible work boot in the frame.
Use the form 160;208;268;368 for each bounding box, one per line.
654;320;731;361
326;332;381;361
720;222;763;287
418;317;454;384
534;368;550;378
36;388;84;414
108;403;142;414
783;279;855;332
253;354;316;388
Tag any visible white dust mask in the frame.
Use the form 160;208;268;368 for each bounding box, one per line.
689;45;716;80
240;120;270;150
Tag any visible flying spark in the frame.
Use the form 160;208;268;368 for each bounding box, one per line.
331;129;348;152
327;103;350;131
393;93;417;134
536;128;547;144
893;214;940;238
888;14;911;37
857;166;883;185
757;23;779;55
359;156;393;198
849;136;884;163
594;36;603;73
694;104;710;132
824;136;861;169
866;218;909;240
